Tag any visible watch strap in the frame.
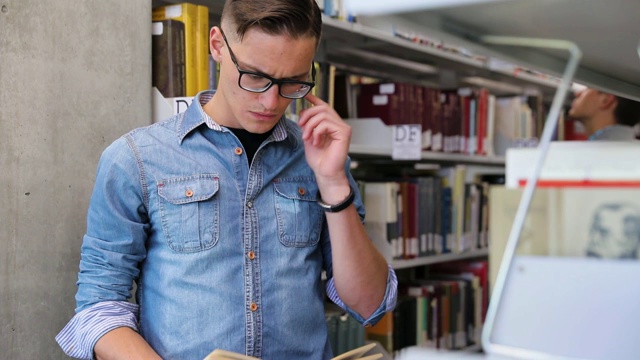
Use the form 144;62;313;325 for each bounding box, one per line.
316;187;355;213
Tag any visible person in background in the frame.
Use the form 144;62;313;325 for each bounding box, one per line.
55;1;397;359
568;87;640;141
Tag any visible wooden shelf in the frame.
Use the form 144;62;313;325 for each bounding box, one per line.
349;145;505;166
391;248;488;269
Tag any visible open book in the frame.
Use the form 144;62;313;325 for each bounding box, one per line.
204;342;383;360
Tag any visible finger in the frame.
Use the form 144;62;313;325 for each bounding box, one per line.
305;117;349;146
301;113;328;140
298;103;324;126
300;112;340;141
306;122;332;147
304;92;327;107
299;104;341;129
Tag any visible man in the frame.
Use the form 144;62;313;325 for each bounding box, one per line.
568;87;640;141
56;1;397;359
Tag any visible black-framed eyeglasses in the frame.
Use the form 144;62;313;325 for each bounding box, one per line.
221;30;316;99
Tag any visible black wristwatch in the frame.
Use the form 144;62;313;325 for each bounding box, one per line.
316;187;355;213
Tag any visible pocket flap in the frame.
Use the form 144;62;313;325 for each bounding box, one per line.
274;178;318;202
158;174;219;205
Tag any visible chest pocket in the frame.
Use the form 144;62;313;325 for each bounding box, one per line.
158;174;220;252
273;178;325;247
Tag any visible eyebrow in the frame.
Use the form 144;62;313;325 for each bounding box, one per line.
239;60;310;81
222;29;310;81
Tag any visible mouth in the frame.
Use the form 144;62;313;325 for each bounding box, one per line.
250;111;279;121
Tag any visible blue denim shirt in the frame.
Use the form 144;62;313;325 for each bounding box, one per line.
56;91;397;360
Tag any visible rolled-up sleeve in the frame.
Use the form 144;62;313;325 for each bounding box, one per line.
55;301;139;359
57;137;149;358
325;264;398;327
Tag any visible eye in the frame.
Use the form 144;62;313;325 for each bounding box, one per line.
247;74;265;81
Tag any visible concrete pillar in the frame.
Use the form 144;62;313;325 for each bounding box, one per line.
0;0;151;358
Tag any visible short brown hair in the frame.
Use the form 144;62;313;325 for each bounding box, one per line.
614;96;640;127
221;0;322;43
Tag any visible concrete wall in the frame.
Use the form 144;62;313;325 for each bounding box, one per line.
0;1;151;358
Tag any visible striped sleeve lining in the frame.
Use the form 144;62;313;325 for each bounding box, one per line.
55;301;139;359
325;264;398;318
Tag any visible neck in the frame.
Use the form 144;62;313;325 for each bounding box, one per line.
203;90;233;128
581;114;617;137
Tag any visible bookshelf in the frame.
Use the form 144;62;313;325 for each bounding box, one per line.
149;0;592;357
152;0;562;100
343;1;640;359
319;15;560;100
342;0;640;101
392;248;488;270
349;145;505;166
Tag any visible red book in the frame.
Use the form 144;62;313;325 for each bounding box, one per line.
431;260;489;321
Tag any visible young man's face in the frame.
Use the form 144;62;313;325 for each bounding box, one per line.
568;88;603;121
215;27;317;134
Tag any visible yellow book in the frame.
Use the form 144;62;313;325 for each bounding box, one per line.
152;3;209;96
203;342;383;360
196;5;210;92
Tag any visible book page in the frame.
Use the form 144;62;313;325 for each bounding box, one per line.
203;349;259;360
558;188;640;259
331;342;378;360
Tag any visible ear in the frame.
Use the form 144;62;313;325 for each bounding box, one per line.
600;93;617;111
210;26;224;63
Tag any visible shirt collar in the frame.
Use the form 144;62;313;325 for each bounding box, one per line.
177;90;290;144
588;124;636;141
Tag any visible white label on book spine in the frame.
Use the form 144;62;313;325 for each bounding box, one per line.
422;129;432;149
379;83;395;94
392;124;421;160
432;133;443;151
152;22;164;36
165;5;183;19
372;95;388;106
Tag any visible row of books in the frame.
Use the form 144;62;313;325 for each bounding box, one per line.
354;81;545;157
359;165;502;260
325;306;367;357
367;260;489;354
152;3;211;98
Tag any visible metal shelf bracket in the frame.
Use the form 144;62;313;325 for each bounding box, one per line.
480;36;582;358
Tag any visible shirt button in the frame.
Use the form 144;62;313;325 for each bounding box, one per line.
246;201;253;208
185;189;194;197
248;251;255;260
298;187;306;195
234;147;243;155
250;303;258;312
364;323;372;328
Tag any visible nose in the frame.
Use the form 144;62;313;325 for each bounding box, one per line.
258;84;281;110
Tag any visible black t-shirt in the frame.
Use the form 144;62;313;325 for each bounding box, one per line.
227;127;274;165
